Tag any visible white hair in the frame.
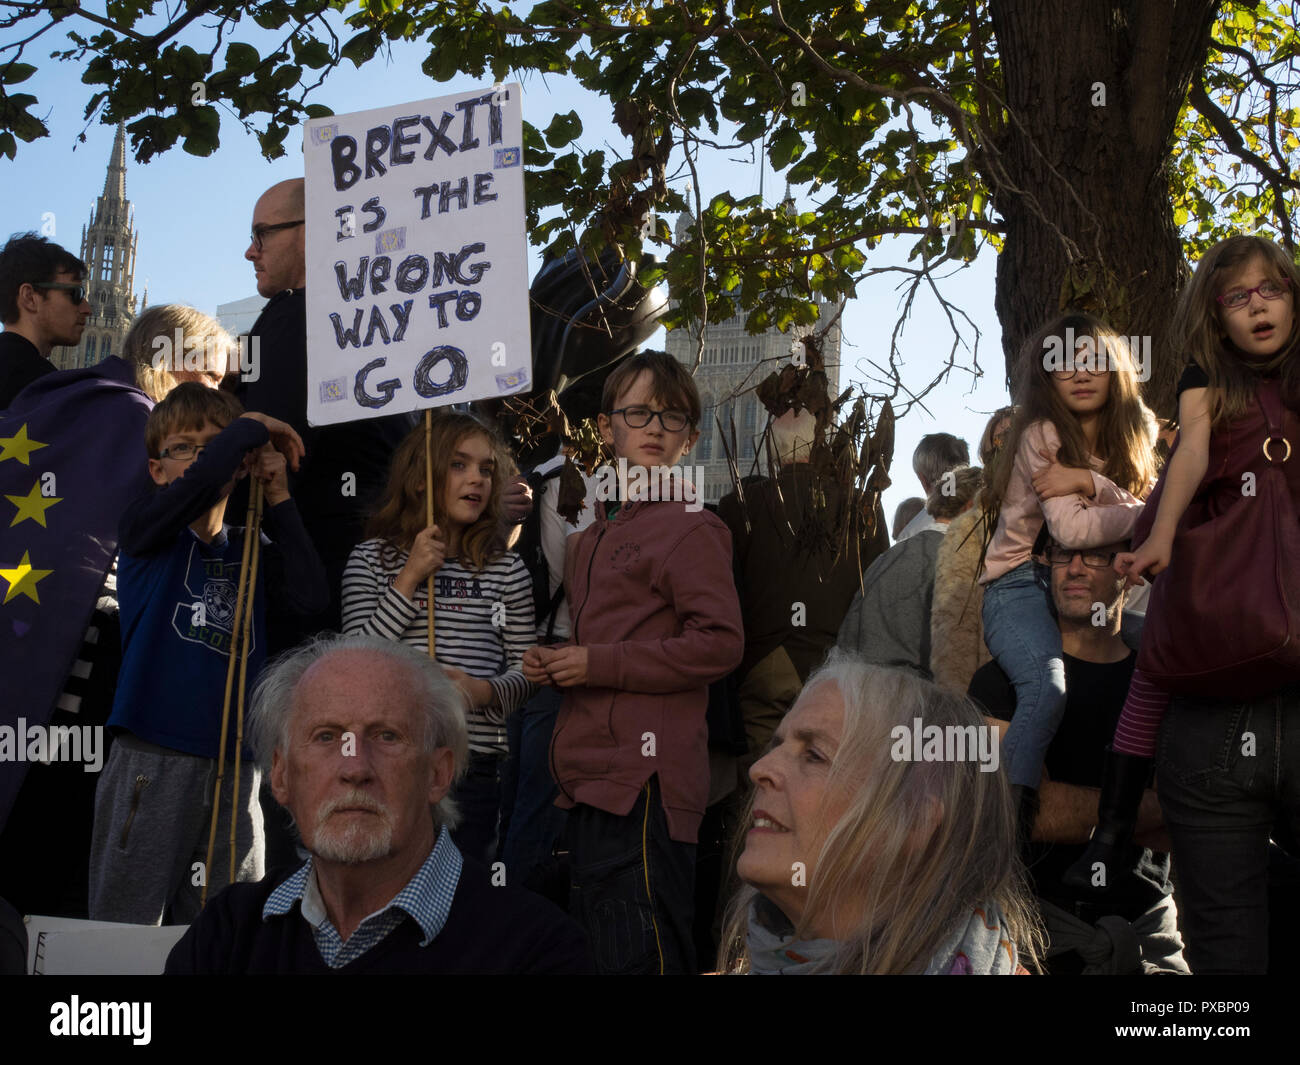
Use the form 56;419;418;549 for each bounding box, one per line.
248;633;470;832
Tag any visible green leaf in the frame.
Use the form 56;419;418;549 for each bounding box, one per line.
225;43;260;74
768;127;805;170
1;63;37;85
341;30;380;69
543;110;582;148
181;105;220;156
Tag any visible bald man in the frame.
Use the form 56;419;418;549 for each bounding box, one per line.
233;179;416;651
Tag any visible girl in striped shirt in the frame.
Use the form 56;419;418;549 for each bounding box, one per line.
342;412;535;864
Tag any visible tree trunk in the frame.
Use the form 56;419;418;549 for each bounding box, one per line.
987;0;1220;419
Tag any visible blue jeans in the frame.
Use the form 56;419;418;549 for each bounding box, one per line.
450;751;504;867
1155;684;1300;974
981;561;1066;788
501;685;568;891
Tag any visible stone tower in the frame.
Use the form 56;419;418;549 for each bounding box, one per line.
52;124;140;369
665;211;843;504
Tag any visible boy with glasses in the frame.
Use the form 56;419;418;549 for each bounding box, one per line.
0;233;91;407
522;350;744;974
88;384;328;924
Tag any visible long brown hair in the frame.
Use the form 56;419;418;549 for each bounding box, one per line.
1173;234;1300;427
366;412;512;572
982;312;1158;523
717;654;1044;974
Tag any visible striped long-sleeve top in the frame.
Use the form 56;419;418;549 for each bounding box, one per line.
341;538;537;754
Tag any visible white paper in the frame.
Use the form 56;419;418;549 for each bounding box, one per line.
304;84;532;426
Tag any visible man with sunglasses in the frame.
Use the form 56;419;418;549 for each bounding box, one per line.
968;535;1186;974
0;233;90;407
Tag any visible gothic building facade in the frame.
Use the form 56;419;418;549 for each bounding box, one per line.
51;125;140;370
665;213;843;504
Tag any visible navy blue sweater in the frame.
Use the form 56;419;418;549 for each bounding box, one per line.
108;417;328;758
165;857;593;974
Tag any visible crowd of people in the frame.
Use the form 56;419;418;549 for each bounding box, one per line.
0;188;1297;975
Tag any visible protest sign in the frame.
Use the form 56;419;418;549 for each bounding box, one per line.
303;84;531;426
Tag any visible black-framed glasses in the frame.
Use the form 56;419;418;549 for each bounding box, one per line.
1216;277;1291;310
1047;546;1120;569
158;442;206;462
32;281;86;304
610;406;690;432
249;220;304;251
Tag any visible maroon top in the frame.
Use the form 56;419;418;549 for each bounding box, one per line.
550;498;744;843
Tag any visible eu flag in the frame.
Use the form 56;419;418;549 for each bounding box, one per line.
0;357;152;832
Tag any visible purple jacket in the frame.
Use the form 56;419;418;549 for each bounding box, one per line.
551;498;744;843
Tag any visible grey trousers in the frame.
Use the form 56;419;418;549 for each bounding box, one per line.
88;733;264;925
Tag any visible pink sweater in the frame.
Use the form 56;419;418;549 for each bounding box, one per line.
980;420;1145;584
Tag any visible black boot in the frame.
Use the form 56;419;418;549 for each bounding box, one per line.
1062;748;1153;902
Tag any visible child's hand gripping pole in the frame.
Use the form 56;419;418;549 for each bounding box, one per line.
202;478;263;907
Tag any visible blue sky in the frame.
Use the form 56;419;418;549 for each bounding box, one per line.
3;24;1014;523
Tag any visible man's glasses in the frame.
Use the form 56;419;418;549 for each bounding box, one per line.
249;220;304;251
158;443;206;462
1047;546;1120;569
610;406;690;432
32;281;86;304
1216;277;1291;310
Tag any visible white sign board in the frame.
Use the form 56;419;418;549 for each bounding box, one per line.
304;84;531;426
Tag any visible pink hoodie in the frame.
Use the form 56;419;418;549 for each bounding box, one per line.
550;497;744;843
980;419;1146;584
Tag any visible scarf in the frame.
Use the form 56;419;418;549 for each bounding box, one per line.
745;895;1022;974
745;895;840;974
923;904;1022;974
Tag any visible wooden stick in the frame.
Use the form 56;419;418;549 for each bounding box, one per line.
202;483;257;908
425;408;436;657
229;480;263;885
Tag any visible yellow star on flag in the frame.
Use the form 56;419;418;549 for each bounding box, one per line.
5;482;62;528
0;550;52;604
0;424;47;466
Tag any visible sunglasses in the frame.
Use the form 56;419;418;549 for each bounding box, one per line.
32;281;87;304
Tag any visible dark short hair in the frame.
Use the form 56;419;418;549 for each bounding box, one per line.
0;232;87;325
145;381;244;458
912;433;970;488
601;349;702;428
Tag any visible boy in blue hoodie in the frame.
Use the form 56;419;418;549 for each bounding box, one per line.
89;383;328;924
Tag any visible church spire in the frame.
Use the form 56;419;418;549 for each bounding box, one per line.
102;123;127;201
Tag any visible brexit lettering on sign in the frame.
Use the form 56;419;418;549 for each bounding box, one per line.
304;85;533;427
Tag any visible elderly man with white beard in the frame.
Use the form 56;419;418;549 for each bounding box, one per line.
165;634;590;974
